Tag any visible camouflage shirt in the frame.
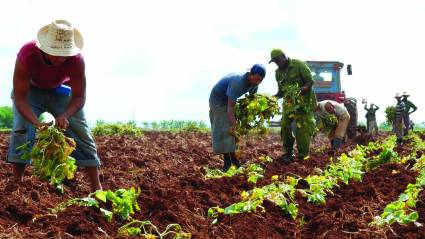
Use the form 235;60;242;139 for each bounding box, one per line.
275;58;317;114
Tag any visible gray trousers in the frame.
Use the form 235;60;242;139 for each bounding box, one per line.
209;105;235;154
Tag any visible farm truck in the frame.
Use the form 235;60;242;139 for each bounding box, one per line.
308;61;357;139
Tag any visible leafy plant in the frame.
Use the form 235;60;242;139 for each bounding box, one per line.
298;174;338;204
234;93;280;136
204;166;244;179
94;188;140;221
118;220;191;238
0;106;13;129
19;126;77;193
371;152;425;227
50;187;140;222
92;120;142;137
204;163;266;184
208;176;299;222
204;155;273;185
281;84;310;119
385;106;396;125
316;114;338;133
141;120;209;133
371;184;421;227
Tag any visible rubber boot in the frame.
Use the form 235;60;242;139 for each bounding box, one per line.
333;138;342;149
223;154;232;172
230;153;241;168
280;153;295;163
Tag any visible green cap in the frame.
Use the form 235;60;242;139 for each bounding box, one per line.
269;48;285;63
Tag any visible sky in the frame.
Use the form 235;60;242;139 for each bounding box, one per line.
0;0;424;126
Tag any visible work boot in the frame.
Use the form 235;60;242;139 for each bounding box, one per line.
223;155;232;172
297;155;307;161
231;158;241;168
332;138;342;150
279;153;295;163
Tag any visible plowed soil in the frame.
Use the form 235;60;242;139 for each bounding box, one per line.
1;130;424;239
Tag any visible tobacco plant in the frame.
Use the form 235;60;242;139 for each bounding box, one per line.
19;126;77;193
281;84;310;120
371;143;425;227
208;176;299;223
204;156;273;184
118;220;192;239
316;114;338;133
50;187;140;222
234;93;280;136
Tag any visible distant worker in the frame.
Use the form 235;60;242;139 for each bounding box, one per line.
394;93;406;144
315;100;350;149
6;20;102;191
401;91;417;135
209;64;266;172
269;48;316;162
364;102;379;134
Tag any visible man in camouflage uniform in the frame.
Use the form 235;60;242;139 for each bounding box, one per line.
394;93;406;144
269;49;317;162
401;91;417;135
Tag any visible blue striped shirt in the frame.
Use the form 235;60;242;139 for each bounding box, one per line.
395;101;405;119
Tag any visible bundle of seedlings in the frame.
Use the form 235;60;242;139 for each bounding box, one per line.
282;84;310;120
20;125;77;193
234;93;280;137
316;114;338;134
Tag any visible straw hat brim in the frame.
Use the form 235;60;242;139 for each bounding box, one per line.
36;24;83;57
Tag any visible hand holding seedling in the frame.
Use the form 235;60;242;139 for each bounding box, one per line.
34;121;53;129
55;115;69;129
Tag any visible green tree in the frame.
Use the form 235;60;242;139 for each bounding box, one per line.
0;106;13;129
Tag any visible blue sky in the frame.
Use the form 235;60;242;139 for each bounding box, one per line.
0;0;424;125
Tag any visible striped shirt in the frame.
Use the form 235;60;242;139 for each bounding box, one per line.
395;101;405;119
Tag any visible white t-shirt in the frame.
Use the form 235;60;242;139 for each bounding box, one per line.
318;100;349;118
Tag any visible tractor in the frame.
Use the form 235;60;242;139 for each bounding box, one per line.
308;61;358;139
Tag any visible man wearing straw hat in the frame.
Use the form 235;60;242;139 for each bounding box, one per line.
394;93;406;144
401;91;417;135
6;20;102;191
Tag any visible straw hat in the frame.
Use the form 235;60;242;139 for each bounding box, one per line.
36;20;83;57
394;93;401;98
402;91;410;97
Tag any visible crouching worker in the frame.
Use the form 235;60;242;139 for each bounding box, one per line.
316;100;350;149
209;64;266;172
6;20;102;191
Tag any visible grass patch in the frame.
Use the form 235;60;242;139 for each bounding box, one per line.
141;120;209;133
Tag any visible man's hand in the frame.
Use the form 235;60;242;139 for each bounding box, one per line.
300;86;309;94
34;121;53;129
228;125;240;142
55;115;70;129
